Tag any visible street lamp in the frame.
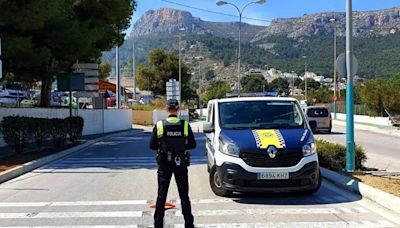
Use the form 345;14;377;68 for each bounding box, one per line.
178;27;185;106
302;55;308;100
330;18;338;119
346;0;355;173
216;0;266;97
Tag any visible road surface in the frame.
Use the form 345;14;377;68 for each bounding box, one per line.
0;128;399;227
316;124;400;171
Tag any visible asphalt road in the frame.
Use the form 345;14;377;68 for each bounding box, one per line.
0;128;399;227
316;124;400;171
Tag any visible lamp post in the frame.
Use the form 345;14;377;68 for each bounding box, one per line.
116;44;121;109
178;27;185;105
302;55;308;100
346;0;355;173
330;18;338;119
216;0;266;97
0;38;3;80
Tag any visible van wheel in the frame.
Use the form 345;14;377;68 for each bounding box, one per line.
209;167;233;197
302;171;322;195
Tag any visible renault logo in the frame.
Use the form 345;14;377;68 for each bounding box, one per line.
267;146;278;159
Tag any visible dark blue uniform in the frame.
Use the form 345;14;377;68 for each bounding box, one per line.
150;115;196;228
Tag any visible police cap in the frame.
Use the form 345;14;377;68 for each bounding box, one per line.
166;99;180;110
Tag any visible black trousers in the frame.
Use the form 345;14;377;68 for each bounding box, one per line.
154;162;194;228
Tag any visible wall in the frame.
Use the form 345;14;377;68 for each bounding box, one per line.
335;113;391;127
132;110;153;125
0;108;132;136
152;109;189;124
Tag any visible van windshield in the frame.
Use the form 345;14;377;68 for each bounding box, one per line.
219;101;305;130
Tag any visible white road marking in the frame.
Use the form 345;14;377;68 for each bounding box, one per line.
2;226;139;228
0;211;142;219
0;221;395;228
172;220;396;228
174;207;370;216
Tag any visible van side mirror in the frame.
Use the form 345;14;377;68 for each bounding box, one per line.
309;120;317;133
203;122;215;133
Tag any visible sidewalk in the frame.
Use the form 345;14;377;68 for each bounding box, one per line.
333;119;400;137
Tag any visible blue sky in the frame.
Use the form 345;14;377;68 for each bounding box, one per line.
128;0;400;30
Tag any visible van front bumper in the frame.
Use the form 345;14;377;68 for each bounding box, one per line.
216;161;320;193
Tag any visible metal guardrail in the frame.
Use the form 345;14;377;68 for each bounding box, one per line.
385;109;400;128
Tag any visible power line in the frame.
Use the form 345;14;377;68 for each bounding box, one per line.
161;0;272;23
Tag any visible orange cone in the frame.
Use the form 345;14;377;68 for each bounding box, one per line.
149;201;176;210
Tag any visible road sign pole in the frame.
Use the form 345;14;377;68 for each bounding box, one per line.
346;0;355;173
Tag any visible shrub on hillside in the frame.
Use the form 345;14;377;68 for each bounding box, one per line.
317;140;367;171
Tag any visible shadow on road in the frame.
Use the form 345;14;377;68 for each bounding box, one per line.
228;181;362;205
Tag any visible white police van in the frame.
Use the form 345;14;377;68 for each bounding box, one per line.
203;97;321;196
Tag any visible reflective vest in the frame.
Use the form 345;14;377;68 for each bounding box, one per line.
157;117;189;154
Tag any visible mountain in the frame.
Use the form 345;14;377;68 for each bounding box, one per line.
253;7;400;41
103;7;400;83
131;8;265;42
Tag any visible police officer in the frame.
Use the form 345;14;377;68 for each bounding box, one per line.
150;99;196;228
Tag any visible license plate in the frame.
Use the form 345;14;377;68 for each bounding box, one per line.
257;172;289;180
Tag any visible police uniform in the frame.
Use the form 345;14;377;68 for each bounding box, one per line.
149;100;196;228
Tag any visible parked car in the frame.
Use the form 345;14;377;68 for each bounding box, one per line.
203;97;321;196
139;95;154;105
304;106;332;134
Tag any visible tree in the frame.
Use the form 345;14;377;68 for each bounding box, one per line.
201;81;231;104
99;63;112;80
0;0;136;106
136;48;192;97
269;78;289;94
240;75;267;93
299;78;321;91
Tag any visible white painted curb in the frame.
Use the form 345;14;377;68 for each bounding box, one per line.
321;167;400;213
333;119;400;138
0;130;132;184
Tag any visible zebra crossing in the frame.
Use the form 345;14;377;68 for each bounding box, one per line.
37;156;208;170
0;196;397;227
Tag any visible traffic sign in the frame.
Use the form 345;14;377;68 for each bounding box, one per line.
336;53;358;77
333;95;337;101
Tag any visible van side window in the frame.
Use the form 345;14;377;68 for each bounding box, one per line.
211;104;215;126
207;104;212;122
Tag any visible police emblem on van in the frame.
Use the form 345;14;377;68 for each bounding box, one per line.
267;146;278;159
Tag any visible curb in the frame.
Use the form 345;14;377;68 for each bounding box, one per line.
321;167;400;213
0;130;132;184
333;119;400;138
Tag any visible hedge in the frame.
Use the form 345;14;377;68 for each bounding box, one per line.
317;140;367;171
0;116;84;154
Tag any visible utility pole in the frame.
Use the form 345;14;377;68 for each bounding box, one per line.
178;28;185;105
303;55;308;100
116;44;121;109
346;0;355;173
132;39;136;100
330;18;338;119
0;38;3;80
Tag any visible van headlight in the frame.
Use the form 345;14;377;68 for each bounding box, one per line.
302;141;317;157
219;136;240;157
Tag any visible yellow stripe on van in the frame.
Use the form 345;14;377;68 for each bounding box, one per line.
252;129;286;149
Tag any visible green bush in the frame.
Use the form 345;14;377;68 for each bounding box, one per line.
0;116;84;153
0;116;30;154
66;116;84;143
51;118;68;148
32;118;52;150
317;140;367;171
